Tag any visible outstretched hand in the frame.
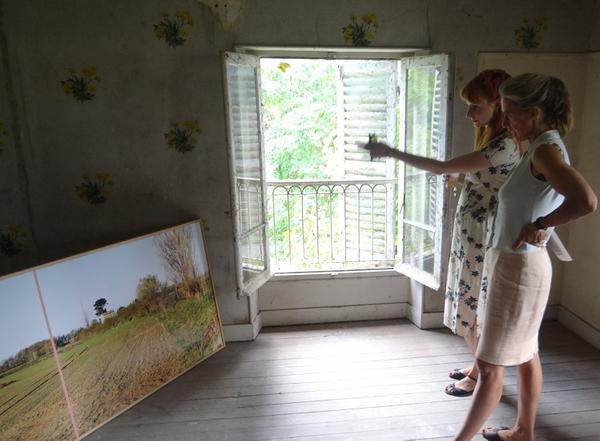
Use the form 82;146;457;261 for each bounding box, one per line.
363;142;393;160
512;222;550;249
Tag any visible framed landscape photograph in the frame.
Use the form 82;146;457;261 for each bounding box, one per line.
0;272;76;440
0;220;224;440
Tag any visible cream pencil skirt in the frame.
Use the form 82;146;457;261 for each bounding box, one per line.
476;247;552;366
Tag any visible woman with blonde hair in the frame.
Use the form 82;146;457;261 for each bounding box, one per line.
365;69;519;396
453;73;597;441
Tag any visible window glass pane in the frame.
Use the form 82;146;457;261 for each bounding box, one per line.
403;65;438;226
241;228;266;285
404;171;433;226
402;224;435;274
237;178;263;233
405;65;435;158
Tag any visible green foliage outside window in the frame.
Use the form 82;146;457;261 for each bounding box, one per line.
261;60;341;268
261;59;438;270
261;59;337;181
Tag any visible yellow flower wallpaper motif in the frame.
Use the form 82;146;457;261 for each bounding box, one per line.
0;224;26;256
164;119;202;153
76;173;114;205
154;10;193;47
61;66;101;102
342;13;379;47
514;17;548;49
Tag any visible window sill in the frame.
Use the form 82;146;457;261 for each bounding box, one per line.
269;268;404;282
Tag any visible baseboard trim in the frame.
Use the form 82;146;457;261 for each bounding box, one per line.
222;312;263;342
544;304;559;320
222;303;571;342
406;303;561;330
261;303;408;327
406;309;444;329
557;306;600;350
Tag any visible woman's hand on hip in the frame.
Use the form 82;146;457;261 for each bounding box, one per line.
513;222;550;249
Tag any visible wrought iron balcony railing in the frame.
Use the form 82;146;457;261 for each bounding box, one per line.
266;179;396;272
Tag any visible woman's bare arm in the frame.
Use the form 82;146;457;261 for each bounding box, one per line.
512;144;597;248
533;144;597;227
363;142;490;175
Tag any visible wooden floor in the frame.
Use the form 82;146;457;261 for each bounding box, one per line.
88;320;600;441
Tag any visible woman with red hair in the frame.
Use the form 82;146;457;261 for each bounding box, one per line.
364;69;517;396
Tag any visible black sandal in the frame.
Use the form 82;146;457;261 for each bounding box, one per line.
444;375;477;397
482;426;511;440
448;368;468;380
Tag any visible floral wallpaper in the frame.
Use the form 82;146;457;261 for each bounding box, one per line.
164;120;202;154
514;17;548;49
342;13;379;47
0;225;26;257
61;66;100;102
154;10;193;48
76;173;114;205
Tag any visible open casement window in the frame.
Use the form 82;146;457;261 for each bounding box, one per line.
224;47;451;288
223;52;271;296
395;54;450;290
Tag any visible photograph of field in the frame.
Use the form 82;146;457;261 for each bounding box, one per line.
0;221;224;440
0;272;76;441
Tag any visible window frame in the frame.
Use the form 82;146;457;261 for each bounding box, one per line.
395;53;453;290
224;47;453;289
223;51;272;297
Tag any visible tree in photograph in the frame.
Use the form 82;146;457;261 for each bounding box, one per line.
93;298;108;317
55;334;70;347
135;274;173;312
155;227;200;297
136;275;166;301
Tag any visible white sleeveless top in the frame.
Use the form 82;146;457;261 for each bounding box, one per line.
489;130;569;253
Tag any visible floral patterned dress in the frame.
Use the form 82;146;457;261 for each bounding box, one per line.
443;134;520;337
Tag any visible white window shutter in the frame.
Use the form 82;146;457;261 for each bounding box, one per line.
223;52;271;296
395;54;450;290
337;60;397;262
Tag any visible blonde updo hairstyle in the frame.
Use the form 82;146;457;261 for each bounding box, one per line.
499;73;573;136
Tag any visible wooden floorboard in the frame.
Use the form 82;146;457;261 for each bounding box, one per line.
88;319;600;441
